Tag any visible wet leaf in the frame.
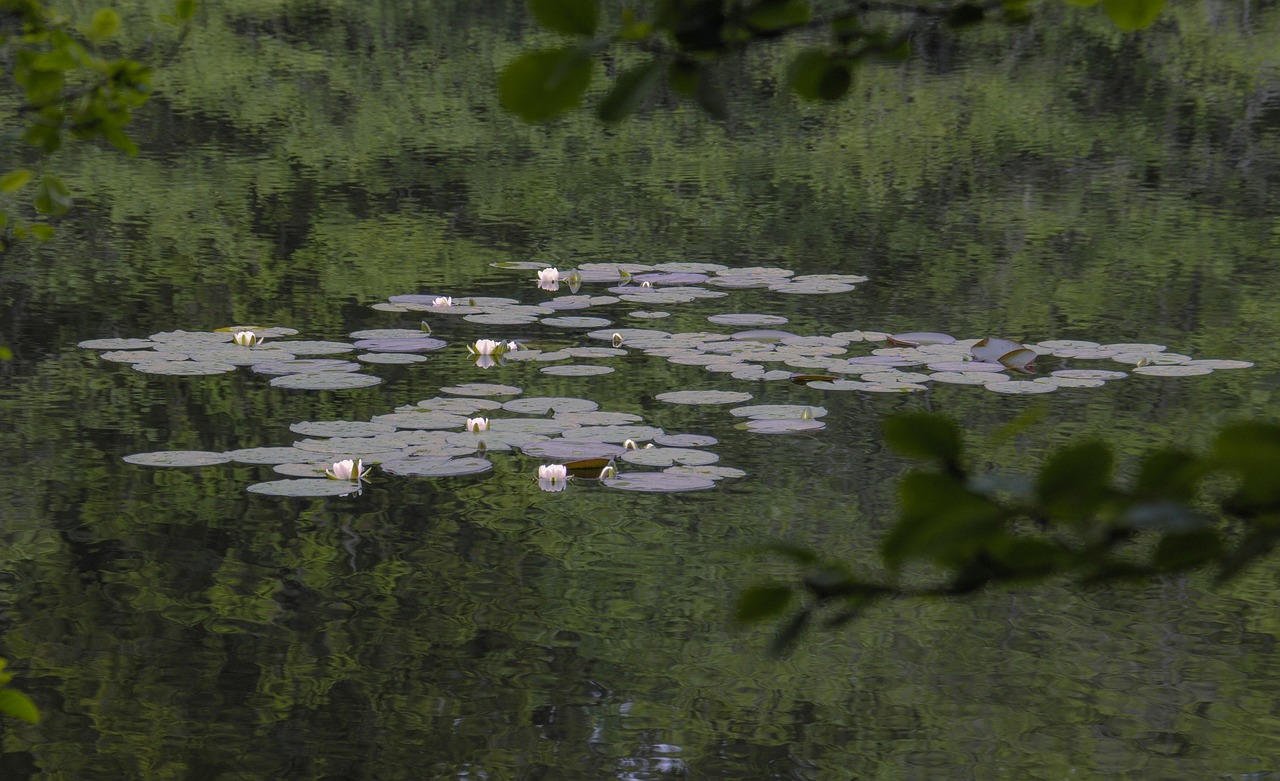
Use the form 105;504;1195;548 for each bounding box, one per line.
597;60;664;122
530;0;599;36
498;47;594;122
735;584;794;623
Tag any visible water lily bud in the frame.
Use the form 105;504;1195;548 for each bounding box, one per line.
432;296;452;307
599;465;617;479
612;332;624;347
623;439;638;450
232;330;262;347
465;417;490;432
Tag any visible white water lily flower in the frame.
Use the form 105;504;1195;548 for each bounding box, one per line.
326;459;370;481
538;267;560;284
468;339;502;355
432;296;453;307
538;464;568;482
623;439;639;450
507;340;519;351
465;417;490;432
232;330;263;347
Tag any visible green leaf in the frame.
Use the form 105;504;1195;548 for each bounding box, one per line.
745;0;811;31
0;346;11;360
769;608;810;657
28;224;55;240
987;536;1069;577
86;9;120;41
498;47;593;122
1101;0;1165;30
1133;448;1200;501
596;60;663;123
529;0;599;37
1153;529;1221;572
1035;441;1113;520
735;584;794;622
883;413;962;467
174;0;197;21
668;60;697;97
1210;423;1280;511
946;3;985;27
694;65;728;120
0;689;40;723
1217;523;1280;584
34;175;73;216
883;471;1007;567
0;169;34;192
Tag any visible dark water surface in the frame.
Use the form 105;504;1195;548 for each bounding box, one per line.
2;1;1280;778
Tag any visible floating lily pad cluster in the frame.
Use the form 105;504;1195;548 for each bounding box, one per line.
122;381;740;495
79;326;452;388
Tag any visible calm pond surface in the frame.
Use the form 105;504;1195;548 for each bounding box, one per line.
2;1;1280;778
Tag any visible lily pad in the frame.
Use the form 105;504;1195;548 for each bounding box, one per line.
602;472;716;493
371;411;469;430
1132;365;1215;377
503;397;600;414
1052;369;1129;380
272;462;331;477
379;456;493;477
226;446;319;464
629;311;671;319
730;404;827;419
622;448;719;466
805;379;872;391
541;316;613;329
79;338;158;350
541;364;615;376
971;338;1027;363
554;411;644;425
353;337;446;353
742;419;827;434
654;433;718;447
465;313;541;325
664;465;746;480
289;420;398;437
440;382;524;397
655;390;753;405
358;353;429;365
417;397;504;413
887;332;956;347
573;425;666;442
268;340;355;356
269;373;382;390
252;359;362;376
246;479;362;497
985;381;1057;394
348;328;433;339
134;361;237;376
522;440;628;460
1184;359;1253;370
768;281;857;294
123;450;231;467
927;361;1006;373
930;372;1009;385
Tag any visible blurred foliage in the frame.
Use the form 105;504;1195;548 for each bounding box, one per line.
0;658;39;722
740;412;1280;654
502;0;1170;122
0;0;193;247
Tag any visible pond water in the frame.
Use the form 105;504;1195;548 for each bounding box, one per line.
2;1;1280;778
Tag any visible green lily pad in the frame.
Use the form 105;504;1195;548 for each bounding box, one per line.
930;372;1008;385
628;311;671;319
730;404;827;419
654;433;718;447
541;364;615;376
665;465;746;480
272;462;331;477
488;418;583;435
465;313;541;325
1112;352;1190;365
742;419;827;434
379;456;493;477
252;359;362;376
371;411;469;430
503;397;600;414
269;373;382;390
289;420;398;437
541;316;613;329
860;383;929;393
79;338;158;350
123;450;231;467
602;472;717;492
1037;339;1101;350
440;382;524;397
348;328;434;339
1052;369;1128;380
358;353;429;364
1132;365;1215;377
1038;376;1105;388
804;379;872;391
1185;359;1253;369
554;411;644;425
268;340;355;355
416;397;504;413
573;424;666;442
622;447;719;466
768;281;857;294
521;440;628;460
148;329;234;344
246;479;363;497
225;446;318;464
99;349;181;363
655;390;753;405
986;381;1057;394
707;313;790;326
135;361;237;376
